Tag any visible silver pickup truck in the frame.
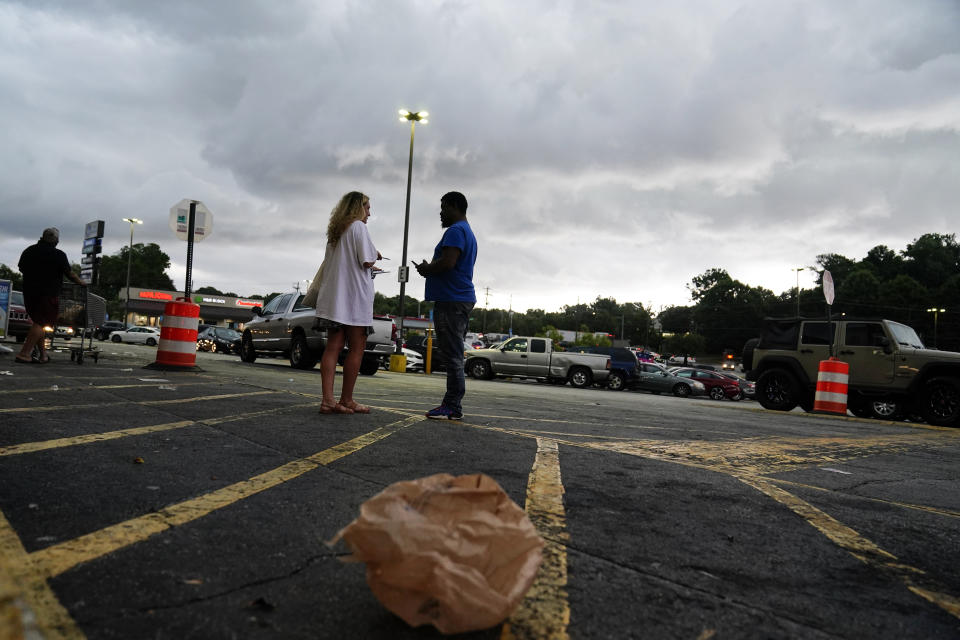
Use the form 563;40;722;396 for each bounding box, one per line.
464;336;610;388
239;291;395;375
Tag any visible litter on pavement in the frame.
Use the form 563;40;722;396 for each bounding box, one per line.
329;472;544;634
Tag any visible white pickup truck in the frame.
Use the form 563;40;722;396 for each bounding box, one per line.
239;291;395;375
464;336;610;388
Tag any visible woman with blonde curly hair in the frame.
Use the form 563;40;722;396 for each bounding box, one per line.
314;191;382;414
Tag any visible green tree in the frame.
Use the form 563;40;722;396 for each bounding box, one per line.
901;233;960;290
815;253;857;287
196;286;224;295
0;263;23;290
885;275;930;317
658;306;694;334
836;269;881;313
861;245;904;282
537;324;565;345
663;332;706;357
95;243;175;300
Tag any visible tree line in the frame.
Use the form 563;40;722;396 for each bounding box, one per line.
4;232;957;354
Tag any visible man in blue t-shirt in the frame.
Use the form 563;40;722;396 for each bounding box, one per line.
414;191;478;420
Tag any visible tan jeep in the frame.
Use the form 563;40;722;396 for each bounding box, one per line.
742;317;960;426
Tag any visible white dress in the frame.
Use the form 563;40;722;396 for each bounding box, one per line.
314;220;379;326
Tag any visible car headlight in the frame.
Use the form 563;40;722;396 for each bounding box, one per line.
692;381;706;390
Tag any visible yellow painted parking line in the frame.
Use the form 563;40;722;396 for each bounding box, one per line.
29;414;425;579
0;401;329;457
0;380;224;395
738;474;960;620
462;421;960;621
0;421;194;457
767;478;960;519
502;438;570;640
0;510;83;640
0;390;281;415
140;390;276;405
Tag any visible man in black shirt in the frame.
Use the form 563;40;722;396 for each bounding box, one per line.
16;227;85;363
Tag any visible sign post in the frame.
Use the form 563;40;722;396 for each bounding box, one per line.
169;199;213;300
823;269;835;357
81;220;105;285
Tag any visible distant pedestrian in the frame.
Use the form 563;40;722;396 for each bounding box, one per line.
414;192;478;420
16;227;86;364
314;192;382;414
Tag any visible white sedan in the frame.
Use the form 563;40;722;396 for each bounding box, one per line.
109;326;161;346
403;347;424;371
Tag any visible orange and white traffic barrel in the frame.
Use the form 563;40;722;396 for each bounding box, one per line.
154;300;200;368
813;357;849;415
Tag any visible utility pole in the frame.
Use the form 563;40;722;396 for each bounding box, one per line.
482;286;491;333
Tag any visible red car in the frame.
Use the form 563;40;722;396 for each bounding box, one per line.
7;290;32;342
670;367;743;400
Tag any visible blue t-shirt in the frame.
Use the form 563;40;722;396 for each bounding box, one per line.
424;221;477;303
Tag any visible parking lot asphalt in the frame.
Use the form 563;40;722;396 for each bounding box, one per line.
2;342;960;639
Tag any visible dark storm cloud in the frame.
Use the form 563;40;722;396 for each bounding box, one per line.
1;0;957;311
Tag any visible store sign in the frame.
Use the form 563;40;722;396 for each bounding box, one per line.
139;291;174;301
235;299;261;307
0;279;10;339
194;296;226;305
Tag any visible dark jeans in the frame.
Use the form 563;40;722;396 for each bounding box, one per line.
434;301;474;413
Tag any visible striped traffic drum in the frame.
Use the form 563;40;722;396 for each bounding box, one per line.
813;358;849;415
155;300;200;367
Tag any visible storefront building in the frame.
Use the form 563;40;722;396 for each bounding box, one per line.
119;288;262;329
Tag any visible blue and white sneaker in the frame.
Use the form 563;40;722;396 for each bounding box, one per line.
425;405;463;420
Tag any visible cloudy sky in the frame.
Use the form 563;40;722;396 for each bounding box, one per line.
2;0;958;314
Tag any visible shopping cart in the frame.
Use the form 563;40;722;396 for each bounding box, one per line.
55;283;106;364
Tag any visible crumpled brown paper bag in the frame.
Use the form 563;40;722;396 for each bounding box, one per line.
329;472;544;634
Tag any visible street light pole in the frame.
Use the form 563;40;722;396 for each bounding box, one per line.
395;109;428;354
793;267;804;317
122;217;143;326
927;307;946;348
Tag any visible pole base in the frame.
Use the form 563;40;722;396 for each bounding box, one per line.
143;362;203;372
389;354;407;373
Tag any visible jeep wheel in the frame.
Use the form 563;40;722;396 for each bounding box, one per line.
469;359;492;380
870;398;903;420
607;371;626;391
568;367;592;389
919;377;960;427
756;368;800;411
289;333;317;370
240;332;257;363
672;382;691;398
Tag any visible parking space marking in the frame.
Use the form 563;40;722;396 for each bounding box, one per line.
768;478;960;519
560;431;960;476
503;438;570;640
0;401;332;457
459;421;960;621
0;420;195;457
0;390;282;415
0;380;224;396
140;390;276;405
738;474;960;620
0;510;83;640
28;414;426;579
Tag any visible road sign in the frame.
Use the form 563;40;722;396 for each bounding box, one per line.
823;270;835;306
81;237;102;255
397;265;409;283
84;220;105;239
169;199;213;242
